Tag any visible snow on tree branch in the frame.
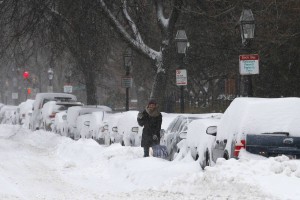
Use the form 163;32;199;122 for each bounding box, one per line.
122;0;144;45
155;0;169;30
98;0;160;61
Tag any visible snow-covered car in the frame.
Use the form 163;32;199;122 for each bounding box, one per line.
162;113;222;161
104;112;124;144
117;111;142;146
67;106;112;140
0;105;18;124
209;97;300;162
160;113;182;144
87;111;111;144
180;118;220;169
17;99;35;126
76;113;93;140
53;110;67;136
41;101;83;131
29;93;77;131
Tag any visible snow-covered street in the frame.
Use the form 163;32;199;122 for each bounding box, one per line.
1;124;300;200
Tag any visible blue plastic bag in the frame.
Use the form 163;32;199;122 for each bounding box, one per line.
151;145;168;159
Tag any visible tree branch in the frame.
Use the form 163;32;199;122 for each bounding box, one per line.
98;0;160;61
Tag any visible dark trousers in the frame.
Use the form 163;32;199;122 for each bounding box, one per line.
143;146;149;157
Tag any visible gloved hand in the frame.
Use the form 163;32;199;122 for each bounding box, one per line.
138;112;143;119
153;135;158;140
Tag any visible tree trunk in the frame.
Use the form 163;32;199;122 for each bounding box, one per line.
150;48;172;111
84;69;98;105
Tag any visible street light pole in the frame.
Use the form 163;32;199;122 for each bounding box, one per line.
48;68;54;93
123;47;133;111
175;29;189;113
239;8;255;97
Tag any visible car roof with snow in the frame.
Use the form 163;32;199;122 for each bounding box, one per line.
217;97;300;141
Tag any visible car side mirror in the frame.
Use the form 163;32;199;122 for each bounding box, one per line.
179;131;187;139
112;126;118;132
101;124;109;132
131;127;139;133
206;126;217;136
84;121;90;127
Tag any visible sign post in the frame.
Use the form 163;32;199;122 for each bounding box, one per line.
176;69;187;113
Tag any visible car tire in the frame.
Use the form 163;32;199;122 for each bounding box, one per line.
223;151;229;160
201;150;211;170
169;148;176;161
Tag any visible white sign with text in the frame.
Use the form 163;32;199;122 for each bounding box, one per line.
176;69;187;86
239;54;259;75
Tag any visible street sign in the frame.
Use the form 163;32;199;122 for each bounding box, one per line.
121;76;133;88
12;93;18;99
64;85;73;93
176;69;187;86
239;54;259;75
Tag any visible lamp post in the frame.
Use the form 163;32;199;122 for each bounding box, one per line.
123;47;133;111
47;68;54;92
175;29;188;113
239;8;255;97
64;68;73;93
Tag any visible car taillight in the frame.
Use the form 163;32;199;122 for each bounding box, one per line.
49;113;56;118
233;139;246;158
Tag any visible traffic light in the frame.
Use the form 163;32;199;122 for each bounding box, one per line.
23;71;29;79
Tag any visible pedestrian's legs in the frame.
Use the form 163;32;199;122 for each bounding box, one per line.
143;146;149;157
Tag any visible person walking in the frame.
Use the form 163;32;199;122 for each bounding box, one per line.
137;99;162;157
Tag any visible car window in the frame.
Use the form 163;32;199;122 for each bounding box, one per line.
171;117;183;133
166;117;179;132
42;99;51;107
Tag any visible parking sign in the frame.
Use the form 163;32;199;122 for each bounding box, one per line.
239;54;259;75
176;69;187;86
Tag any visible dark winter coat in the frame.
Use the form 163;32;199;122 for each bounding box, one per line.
137;106;162;147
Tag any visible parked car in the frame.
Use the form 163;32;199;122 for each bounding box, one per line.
76;113;93;140
0;105;18;124
117;111;142;146
104;112;124;144
41;100;83;131
29;93;77;131
87;111;111;144
180;118;220;169
160;113;182;144
208;97;300;163
161;113;222;161
17;99;35;126
53;110;67;136
67;106;112;140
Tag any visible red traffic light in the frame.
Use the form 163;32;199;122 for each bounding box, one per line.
23;71;29;79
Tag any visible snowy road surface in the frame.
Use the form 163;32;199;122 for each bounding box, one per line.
1;124;300;200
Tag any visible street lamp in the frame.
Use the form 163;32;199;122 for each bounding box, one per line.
239;8;255;97
123;47;133;111
48;67;54;92
175;29;188;113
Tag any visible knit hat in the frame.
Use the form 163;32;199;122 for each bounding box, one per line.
148;99;157;105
